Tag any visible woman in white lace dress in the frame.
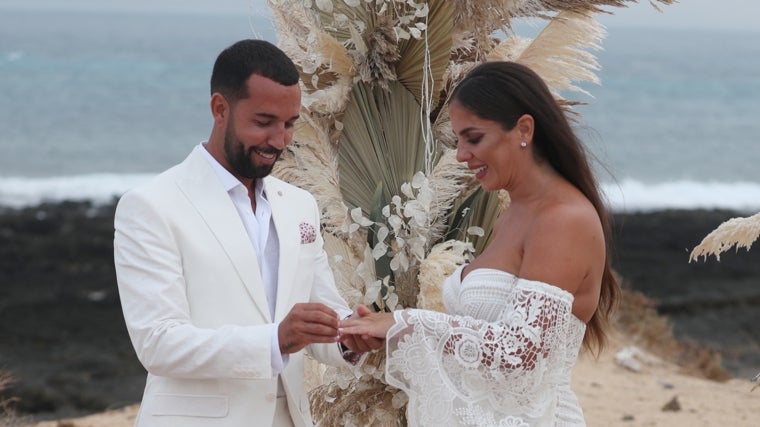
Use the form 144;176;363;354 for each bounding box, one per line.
340;61;619;426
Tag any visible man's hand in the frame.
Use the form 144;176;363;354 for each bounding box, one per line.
278;303;340;354
339;304;386;353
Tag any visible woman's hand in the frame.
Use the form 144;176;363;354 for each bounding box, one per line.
339;305;395;339
340;305;385;353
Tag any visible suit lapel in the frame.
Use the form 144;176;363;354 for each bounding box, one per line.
265;178;299;322
176;148;271;322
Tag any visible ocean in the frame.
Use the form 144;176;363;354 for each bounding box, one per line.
1;7;759;212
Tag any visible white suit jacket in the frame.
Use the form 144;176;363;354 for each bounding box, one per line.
114;147;351;426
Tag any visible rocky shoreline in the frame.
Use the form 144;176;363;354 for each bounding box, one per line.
0;201;145;423
1;201;759;422
610;209;760;378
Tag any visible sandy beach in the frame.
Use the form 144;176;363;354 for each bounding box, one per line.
23;337;760;426
1;201;759;425
574;338;758;426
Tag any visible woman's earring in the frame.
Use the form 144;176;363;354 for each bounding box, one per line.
520;141;528;148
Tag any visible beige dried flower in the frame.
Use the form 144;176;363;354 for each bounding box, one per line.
690;211;760;262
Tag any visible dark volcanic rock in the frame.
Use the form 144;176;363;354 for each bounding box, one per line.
611;209;760;378
0;201;146;422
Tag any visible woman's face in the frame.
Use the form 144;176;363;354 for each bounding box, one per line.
450;101;525;192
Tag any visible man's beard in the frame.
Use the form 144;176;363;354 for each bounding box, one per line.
223;121;281;180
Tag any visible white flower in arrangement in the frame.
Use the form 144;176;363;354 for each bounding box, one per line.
347;206;373;233
345;171;459;311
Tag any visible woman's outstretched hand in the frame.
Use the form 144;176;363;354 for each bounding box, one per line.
339;304;395;340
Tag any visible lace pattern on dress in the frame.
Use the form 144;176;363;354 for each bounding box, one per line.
385;267;585;426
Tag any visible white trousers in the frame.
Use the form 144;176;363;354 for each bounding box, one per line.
273;396;295;427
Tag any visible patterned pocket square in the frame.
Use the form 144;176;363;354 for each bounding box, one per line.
299;222;317;244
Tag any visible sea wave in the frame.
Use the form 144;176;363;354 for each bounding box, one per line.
602;179;760;213
2;174;760;213
0;173;154;209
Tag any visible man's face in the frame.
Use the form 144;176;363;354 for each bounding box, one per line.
222;74;301;180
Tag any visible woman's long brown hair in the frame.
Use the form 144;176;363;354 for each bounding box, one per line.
450;61;619;354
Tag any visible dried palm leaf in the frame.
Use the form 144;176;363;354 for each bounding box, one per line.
395;0;455;107
689;211;760;262
338;80;426;213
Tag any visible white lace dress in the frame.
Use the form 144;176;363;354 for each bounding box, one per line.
385;265;587;426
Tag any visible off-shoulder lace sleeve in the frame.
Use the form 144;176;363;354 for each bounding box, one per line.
385;281;576;426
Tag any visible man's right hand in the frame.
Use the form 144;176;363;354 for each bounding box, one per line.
278;303;340;354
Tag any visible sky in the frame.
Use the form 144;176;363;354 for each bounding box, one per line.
1;0;759;33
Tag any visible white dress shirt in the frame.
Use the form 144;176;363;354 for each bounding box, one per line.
199;143;288;375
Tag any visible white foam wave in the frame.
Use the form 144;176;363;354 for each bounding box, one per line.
2;175;760;213
602;179;760;213
0;173;154;209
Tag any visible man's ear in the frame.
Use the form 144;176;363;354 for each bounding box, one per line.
516;113;534;142
210;93;229;126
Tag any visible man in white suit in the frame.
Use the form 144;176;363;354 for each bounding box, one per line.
114;39;379;426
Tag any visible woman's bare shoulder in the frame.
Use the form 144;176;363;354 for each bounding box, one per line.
519;196;604;294
535;196;602;236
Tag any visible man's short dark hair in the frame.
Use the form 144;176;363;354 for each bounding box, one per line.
210;39;300;101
